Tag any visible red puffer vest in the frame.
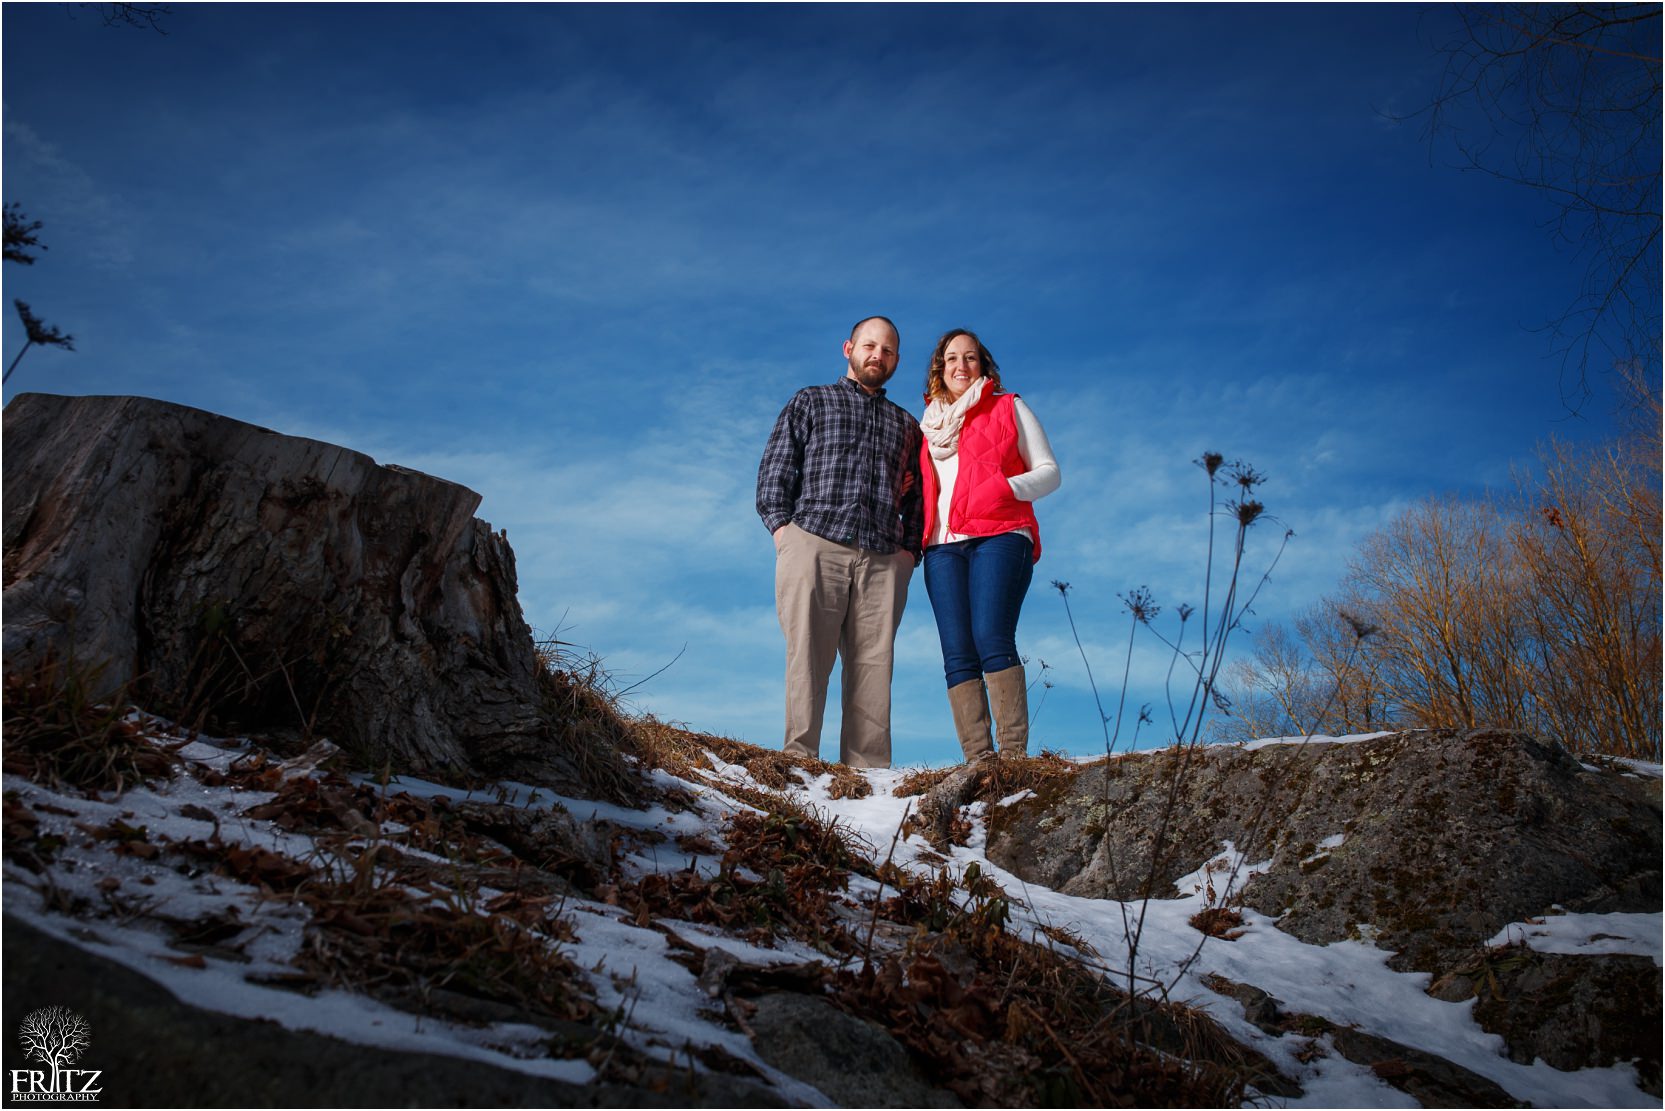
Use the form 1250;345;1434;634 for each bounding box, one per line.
920;391;1042;562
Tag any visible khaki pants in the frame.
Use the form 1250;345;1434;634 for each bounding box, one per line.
774;523;912;768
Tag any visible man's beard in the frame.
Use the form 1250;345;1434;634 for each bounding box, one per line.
848;355;895;390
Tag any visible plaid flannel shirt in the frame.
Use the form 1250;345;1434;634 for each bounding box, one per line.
756;376;925;559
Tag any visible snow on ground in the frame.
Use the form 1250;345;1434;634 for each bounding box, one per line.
779;756;1659;1110
3;726;1659;1109
1244;731;1399;751
1489;911;1663;965
1604;757;1664;779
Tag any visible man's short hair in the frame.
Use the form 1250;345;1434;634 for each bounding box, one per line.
850;315;900;345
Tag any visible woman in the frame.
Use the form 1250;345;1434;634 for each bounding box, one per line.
918;329;1060;762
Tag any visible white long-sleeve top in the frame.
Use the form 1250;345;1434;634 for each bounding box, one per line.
926;396;1060;548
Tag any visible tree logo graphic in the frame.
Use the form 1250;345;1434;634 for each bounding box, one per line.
11;1006;102;1102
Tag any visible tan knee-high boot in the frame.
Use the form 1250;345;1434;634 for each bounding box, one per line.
946;678;995;763
986;665;1029;757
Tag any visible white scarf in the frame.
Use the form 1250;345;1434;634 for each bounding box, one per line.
920;376;989;460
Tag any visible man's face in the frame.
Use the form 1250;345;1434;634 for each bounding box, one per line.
843;319;900;393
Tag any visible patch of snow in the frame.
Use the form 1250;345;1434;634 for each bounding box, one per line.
5;887;598;1085
1278;1041;1422;1108
1300;833;1347;867
1488;912;1663;966
1244;731;1398;751
1171;841;1271;903
1605;756;1663;779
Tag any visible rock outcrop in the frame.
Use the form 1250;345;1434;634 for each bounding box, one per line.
1463;952;1660;1088
986;729;1662;1081
2;393;588;791
988;730;1659;971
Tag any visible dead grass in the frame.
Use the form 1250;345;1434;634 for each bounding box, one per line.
534;636;874;806
1189;906;1246;939
2;654;179;793
603;807;867;956
1034;921;1100;957
836;860;1248;1107
894;749;1082;802
535;660;647;805
893;765;951;797
602;797;1252;1106
39;729;613;1032
298;879;592;1025
899;751;1089;848
167;788;600;1029
629;716;872;800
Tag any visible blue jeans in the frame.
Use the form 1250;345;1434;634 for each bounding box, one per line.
923;532;1034;688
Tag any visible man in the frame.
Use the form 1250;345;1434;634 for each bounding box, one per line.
756;316;924;769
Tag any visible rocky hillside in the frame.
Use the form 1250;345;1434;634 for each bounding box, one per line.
3;394;1658;1107
983;730;1661;1092
4;716;1658;1107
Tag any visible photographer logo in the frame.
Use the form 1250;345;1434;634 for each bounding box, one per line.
11;1006;102;1103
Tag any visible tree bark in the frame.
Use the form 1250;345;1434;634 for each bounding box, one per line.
3;392;598;792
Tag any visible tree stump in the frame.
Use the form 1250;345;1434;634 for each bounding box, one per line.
3;392;603;793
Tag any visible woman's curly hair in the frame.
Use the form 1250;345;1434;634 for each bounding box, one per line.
923;328;1002;404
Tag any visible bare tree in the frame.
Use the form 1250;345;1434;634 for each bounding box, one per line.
1345;496;1535;730
1334;426;1660;760
1295;598;1395;732
1509;431;1661;758
1213;600;1396;743
1215;624;1320;741
1420;3;1662;410
17;1006;91;1092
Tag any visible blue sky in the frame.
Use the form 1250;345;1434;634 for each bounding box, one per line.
2;3;1636;766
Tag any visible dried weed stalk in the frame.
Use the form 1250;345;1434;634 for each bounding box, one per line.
1052;455;1292;998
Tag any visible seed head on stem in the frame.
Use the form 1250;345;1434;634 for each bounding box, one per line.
1120;586;1160;625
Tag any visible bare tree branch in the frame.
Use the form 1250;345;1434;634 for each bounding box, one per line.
1409;3;1661;412
70;2;171;34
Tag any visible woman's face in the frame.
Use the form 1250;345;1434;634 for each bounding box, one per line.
942;334;983;401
